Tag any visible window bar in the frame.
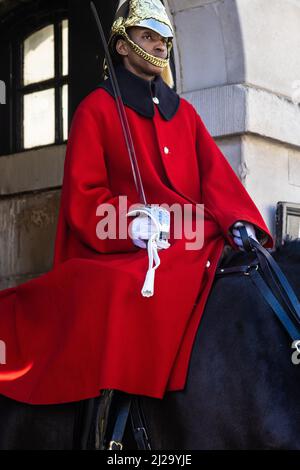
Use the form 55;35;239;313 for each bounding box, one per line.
55;18;63;143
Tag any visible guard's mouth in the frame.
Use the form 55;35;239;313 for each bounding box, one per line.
154;54;168;60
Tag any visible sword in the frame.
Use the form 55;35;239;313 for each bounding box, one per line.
90;2;170;296
90;1;147;206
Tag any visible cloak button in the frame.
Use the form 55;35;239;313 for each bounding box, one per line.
153;97;160;104
164;146;169;155
206;260;211;268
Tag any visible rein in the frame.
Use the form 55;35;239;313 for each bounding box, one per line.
216;226;300;341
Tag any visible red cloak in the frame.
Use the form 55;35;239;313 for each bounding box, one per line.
0;84;273;404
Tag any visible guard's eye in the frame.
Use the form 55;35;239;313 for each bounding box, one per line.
143;34;152;39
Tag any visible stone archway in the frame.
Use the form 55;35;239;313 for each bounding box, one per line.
165;0;244;94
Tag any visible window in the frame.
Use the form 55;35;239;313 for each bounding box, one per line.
0;1;68;156
19;18;69;150
276;202;300;247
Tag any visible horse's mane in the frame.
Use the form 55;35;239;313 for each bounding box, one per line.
272;238;300;263
220;239;300;268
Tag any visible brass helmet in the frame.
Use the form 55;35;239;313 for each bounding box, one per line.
106;0;175;87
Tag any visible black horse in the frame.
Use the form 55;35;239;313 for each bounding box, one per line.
0;240;300;450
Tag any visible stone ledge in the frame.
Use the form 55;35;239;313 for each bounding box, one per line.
182;84;300;148
0;144;66;196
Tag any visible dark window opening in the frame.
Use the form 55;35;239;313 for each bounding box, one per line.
19;18;69;149
0;0;69;155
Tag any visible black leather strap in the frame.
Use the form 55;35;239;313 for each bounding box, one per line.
255;242;300;322
130;397;152;450
217;225;300;341
239;225;252;252
239;227;300;340
239;226;300;326
249;267;300;340
108;393;132;450
216;263;259;277
105;393;151;451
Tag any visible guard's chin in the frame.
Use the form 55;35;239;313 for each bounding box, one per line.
145;62;164;75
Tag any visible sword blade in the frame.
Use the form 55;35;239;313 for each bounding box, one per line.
90;2;147;206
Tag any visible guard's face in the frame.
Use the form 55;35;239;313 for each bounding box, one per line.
129;26;169;58
116;26;170;77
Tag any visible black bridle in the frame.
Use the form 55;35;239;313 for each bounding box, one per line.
216;226;300;341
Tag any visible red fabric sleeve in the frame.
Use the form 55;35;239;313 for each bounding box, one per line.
61;102;139;254
194;110;273;249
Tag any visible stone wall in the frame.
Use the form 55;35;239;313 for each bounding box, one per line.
0;146;65;288
168;0;300;233
1;0;300;287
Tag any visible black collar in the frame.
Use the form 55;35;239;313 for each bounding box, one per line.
98;64;180;121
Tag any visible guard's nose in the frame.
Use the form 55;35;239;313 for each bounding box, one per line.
154;40;168;57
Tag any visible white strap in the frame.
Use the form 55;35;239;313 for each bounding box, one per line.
127;208;162;297
141;234;161;297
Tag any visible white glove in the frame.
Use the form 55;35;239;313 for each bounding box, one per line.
231;221;258;251
129;215;170;250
